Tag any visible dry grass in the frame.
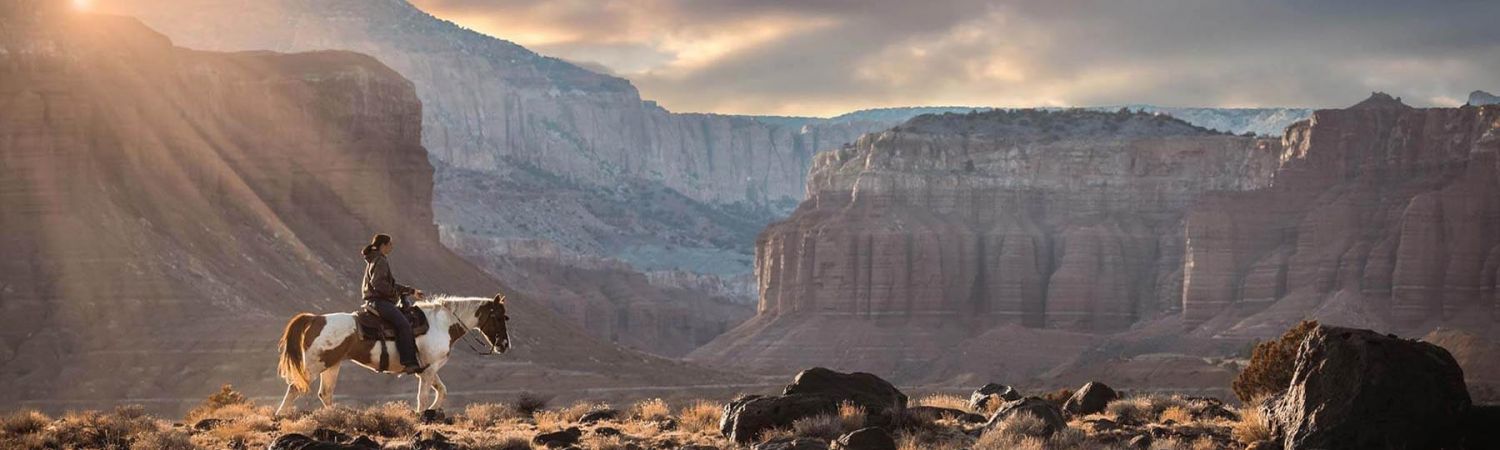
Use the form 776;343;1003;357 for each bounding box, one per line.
130;428;195;450
757;426;796;444
792;414;844;440
916;394;971;411
838;401;867;431
629;398;670;421
1106;394;1190;424
677;400;722;434
1159;405;1194;424
458;431;533;450
1231;404;1272;444
306;402;416;438
514;392;549;417
464;402;526;427
0;410;50;436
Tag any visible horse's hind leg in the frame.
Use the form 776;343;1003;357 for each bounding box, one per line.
275;385;301;416
428;373;448;410
317;364;342;408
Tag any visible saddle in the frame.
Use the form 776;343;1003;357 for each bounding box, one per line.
354;303;430;341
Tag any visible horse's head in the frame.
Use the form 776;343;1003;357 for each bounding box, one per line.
474;293;511;354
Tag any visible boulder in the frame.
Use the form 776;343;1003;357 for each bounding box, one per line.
983;397;1067;438
268;434;380;450
593;427;621;436
532;427;583;448
410;430;457;450
831;427;896;450
721;368;906;443
1127;434;1152;449
754;438;830;450
191;418;224;431
968;383;1022;412
419;409;451;425
1062;381;1119;416
1265;326;1471;449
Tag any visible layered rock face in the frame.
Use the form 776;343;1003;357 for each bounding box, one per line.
0;11;734;410
1181;94;1500;333
756;110;1278;330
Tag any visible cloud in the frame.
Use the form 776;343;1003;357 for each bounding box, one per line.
409;0;1500;116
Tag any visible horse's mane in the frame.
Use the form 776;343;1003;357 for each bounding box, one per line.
412;294;487;309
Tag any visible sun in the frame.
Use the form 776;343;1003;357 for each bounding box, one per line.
73;0;92;10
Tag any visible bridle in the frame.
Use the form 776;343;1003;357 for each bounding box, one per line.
443;300;499;355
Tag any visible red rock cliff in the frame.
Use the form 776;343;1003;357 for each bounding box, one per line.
1182;94;1500;334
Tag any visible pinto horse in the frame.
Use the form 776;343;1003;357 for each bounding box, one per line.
274;294;510;415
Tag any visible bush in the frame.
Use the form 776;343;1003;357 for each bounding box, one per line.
676;400;722;434
1041;388;1073;409
130;428;194;450
629;398;670;421
307;403;415;438
187;384;250;422
915;394;970;411
791;414;844;440
513;392;549;416
463;402;524;427
1;410;50;436
1231;403;1272;444
1233;320;1317;403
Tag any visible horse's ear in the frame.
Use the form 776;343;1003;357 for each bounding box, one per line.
493;293;506;304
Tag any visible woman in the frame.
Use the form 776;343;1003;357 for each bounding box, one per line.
362;234;427;374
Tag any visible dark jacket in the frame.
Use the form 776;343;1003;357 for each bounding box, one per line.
362;247;414;303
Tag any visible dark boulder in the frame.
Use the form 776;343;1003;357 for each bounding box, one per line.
753;438;830;450
905;405;986;424
1062;381;1118;416
721;368;907;444
983;397;1067;438
411;430;458;450
1265;325;1471;450
968;383;1021;412
268;433;380;450
594;426;621;436
419;409;451;425
310;429;351;444
831;427;896;450
191;418;224;431
578;409;619;424
1127;434;1152;449
532;427;583;448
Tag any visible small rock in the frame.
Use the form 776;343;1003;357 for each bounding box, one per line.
655;418;678;430
969;383;1021;412
1244;440;1276;450
419;409;451;425
533;427;583;448
593;426;621;436
578;409;619;424
411;430;456;450
1127;434;1152;449
311;428;351;443
831;427;896;450
753;438;830;450
1062;381;1118;416
268;433;380;450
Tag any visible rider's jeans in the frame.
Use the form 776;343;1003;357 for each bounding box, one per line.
367;299;420;367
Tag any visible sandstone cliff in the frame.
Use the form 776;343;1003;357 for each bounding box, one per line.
689;110;1279;380
1182;94;1500;336
0;10;735;411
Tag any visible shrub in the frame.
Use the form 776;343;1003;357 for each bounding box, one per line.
130;428;194;450
791;413;844;440
838;401;867;431
307;403;415;438
1159;406;1193;424
1041;388;1073;409
629;398;670;421
677;400;722;434
1;410;50;436
915;394;970;411
514;392;549;416
1233;320;1317;403
464;402;523;427
1231;403;1272;444
463;431;533;450
49;409;156;449
187;384;249;422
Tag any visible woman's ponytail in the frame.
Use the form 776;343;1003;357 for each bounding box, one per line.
365;233;392;255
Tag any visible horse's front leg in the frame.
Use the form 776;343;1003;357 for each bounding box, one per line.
428;372;448;410
414;374;429;412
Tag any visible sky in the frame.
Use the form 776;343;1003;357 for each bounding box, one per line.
409;1;1495;116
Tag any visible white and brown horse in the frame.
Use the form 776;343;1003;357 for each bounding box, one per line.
275;294;510;415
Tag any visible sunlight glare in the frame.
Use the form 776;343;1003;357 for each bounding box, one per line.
73;0;92;11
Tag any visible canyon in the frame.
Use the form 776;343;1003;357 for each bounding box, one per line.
0;7;737;412
100;0;1314;356
693;97;1500;390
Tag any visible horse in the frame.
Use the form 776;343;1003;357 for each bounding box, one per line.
274;294;511;415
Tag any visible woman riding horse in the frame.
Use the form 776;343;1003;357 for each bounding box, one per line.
362;233;426;374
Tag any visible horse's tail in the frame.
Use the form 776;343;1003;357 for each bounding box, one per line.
278;313;318;393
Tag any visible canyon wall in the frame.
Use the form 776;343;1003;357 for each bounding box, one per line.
0;10;733;411
1181;94;1500;335
754;110;1279;330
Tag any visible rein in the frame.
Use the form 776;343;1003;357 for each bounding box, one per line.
442;300;495;355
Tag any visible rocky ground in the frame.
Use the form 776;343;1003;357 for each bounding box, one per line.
4;323;1494;450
